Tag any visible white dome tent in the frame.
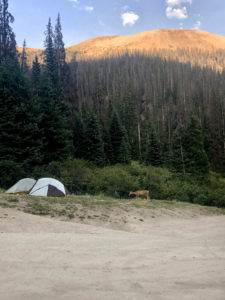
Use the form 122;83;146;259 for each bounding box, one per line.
5;178;36;194
29;178;67;197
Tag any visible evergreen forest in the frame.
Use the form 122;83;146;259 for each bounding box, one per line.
0;0;225;207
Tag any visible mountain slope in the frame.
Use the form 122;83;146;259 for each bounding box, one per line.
18;29;225;70
68;29;225;57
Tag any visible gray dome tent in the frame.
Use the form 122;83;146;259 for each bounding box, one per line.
29;178;67;197
5;178;36;194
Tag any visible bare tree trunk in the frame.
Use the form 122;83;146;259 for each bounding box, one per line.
138;122;141;158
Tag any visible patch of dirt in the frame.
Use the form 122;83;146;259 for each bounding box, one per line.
0;208;225;300
0;201;225;300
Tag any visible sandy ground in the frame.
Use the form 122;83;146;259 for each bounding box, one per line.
0;207;225;300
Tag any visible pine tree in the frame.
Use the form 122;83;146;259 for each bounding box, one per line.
0;58;42;168
54;14;66;81
207;92;225;172
162;141;170;167
73;112;85;159
31;55;41;93
145;126;162;166
170;125;186;174
0;0;17;61
82;111;104;166
118;135;131;164
38;72;73;164
184;115;209;175
110;111;130;164
39;17;73;163
0;1;41;171
43;18;57;84
102;124;113;164
20;39;28;73
121;93;139;159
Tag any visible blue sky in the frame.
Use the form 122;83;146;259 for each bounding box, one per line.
10;0;225;48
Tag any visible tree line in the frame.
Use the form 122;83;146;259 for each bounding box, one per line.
0;1;72;184
0;0;224;189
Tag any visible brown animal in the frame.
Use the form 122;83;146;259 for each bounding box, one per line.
129;190;150;200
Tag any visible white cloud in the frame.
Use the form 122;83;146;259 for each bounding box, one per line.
166;0;192;6
85;5;94;12
192;20;202;30
121;11;139;26
165;0;192;19
166;6;188;19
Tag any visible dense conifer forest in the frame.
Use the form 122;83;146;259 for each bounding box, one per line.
76;54;225;172
0;0;225;206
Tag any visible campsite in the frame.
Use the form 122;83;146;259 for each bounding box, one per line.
1;0;225;299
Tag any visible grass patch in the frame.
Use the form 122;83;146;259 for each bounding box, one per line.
25;201;51;216
57;209;67;216
0;202;12;208
68;214;74;219
0;192;225;222
7;198;19;203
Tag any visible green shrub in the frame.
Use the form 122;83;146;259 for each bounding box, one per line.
91;165;139;197
211;189;225;208
27;159;225;208
141;166;173;199
58;159;93;194
0;160;26;189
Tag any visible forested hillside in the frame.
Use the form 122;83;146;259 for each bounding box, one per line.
0;0;225;206
74;54;225;172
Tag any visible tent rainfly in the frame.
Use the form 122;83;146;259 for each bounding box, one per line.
5;178;36;194
29;178;67;197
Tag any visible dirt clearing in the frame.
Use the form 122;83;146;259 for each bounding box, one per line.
0;195;225;299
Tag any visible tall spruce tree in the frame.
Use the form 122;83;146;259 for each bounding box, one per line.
20;39;28;73
73;112;85;159
145;125;162;166
31;55;41;94
38;72;73;163
118;134;131;164
82;111;104;166
110;111;130;164
121;93;139;160
0;1;42;174
102;124;113;164
54;14;66;81
43;18;58;84
0;0;17;61
170;124;186;175
184;115;209;175
38;17;73;163
0;58;42;169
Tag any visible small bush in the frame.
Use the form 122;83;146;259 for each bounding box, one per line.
211;189;225;208
91;165;139;197
0;160;26;189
